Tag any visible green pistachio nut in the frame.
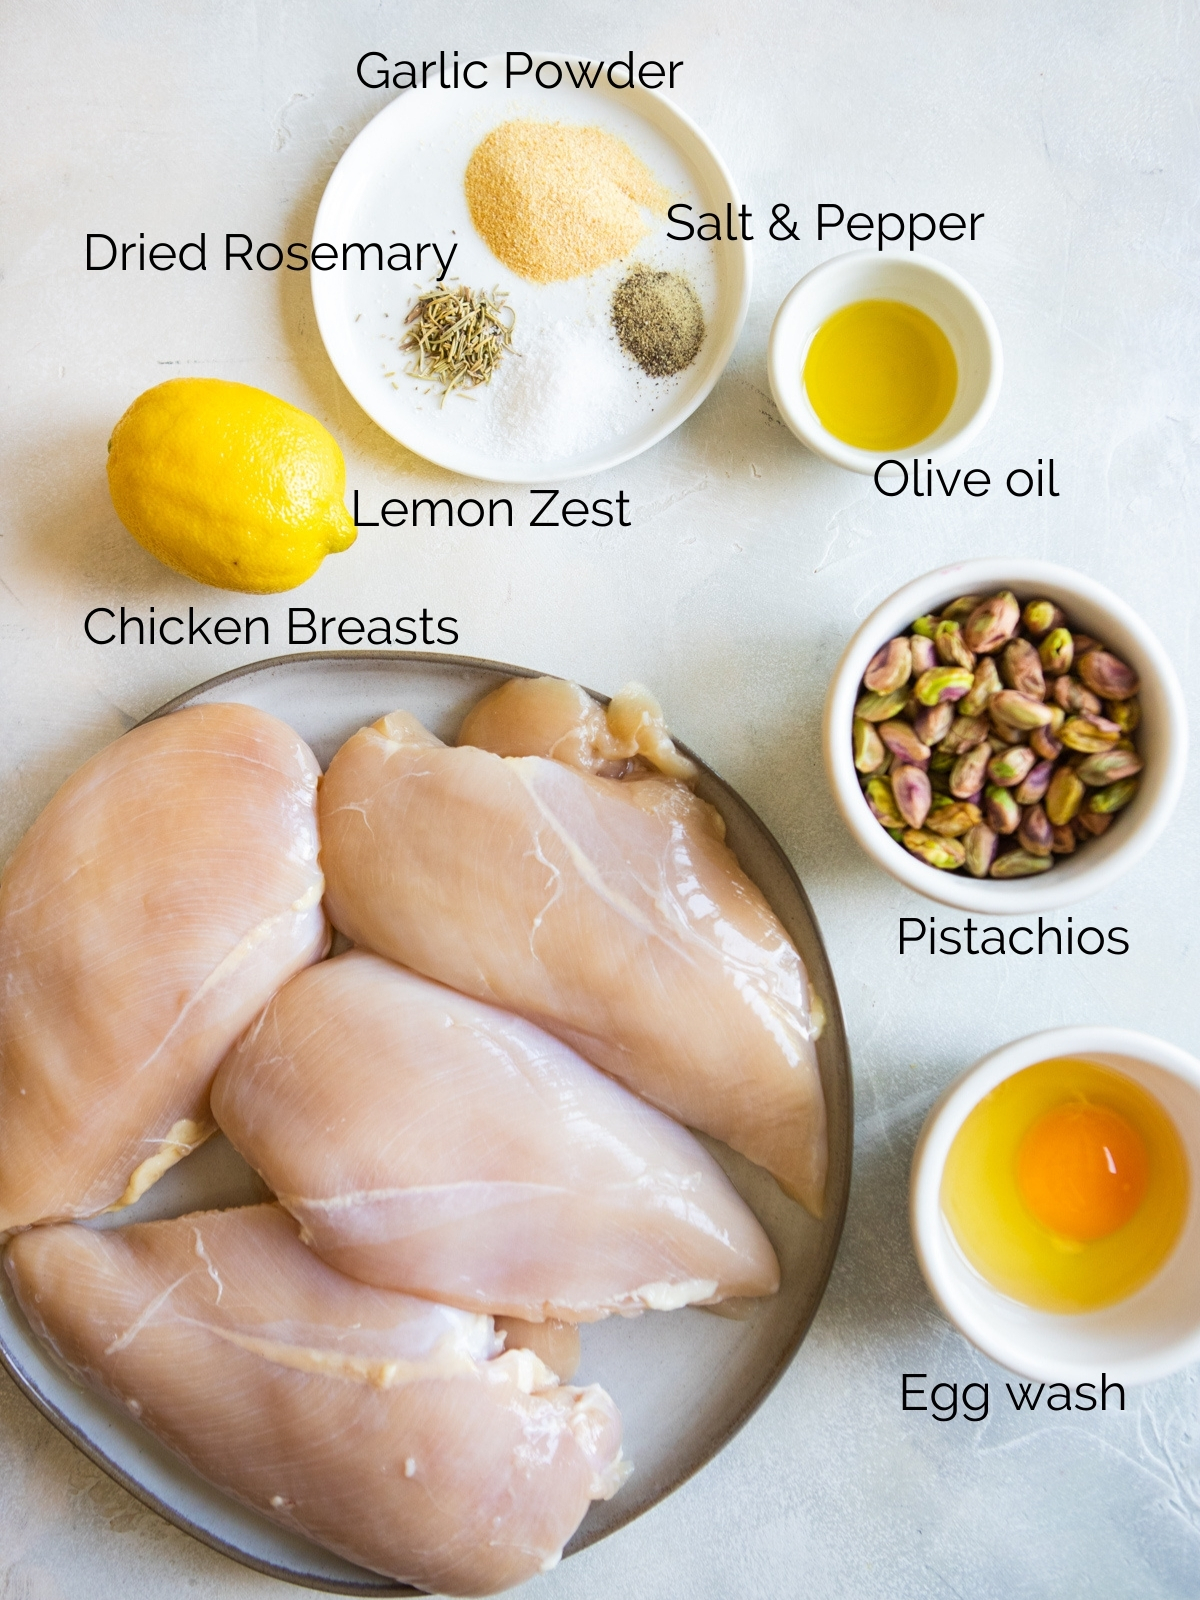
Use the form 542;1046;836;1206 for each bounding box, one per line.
989;690;1055;731
890;764;932;828
865;777;902;828
1014;758;1056;805
984;784;1021;834
939;713;991;756
878;719;931;765
911;614;939;639
1074;809;1112;839
914;665;974;706
960;657;1002;718
963;591;1021;654
1052;674;1102;715
1059;713;1122;753
1000;638;1046;699
1086;776;1139;815
963;822;998;878
990;848;1054;879
925;799;983;837
902;829;967;870
909;635;937;675
941;594;983;624
863;636;913;694
1021;599;1066;639
853;718;886;773
1017;802;1054;857
1078;649;1140;702
950;742;991;799
1045;766;1085;826
1106;696;1141;734
1030;725;1063;762
914;702;955;746
934;619;977;671
987;744;1038;787
1075;748;1143;787
929;745;958;774
1038;627;1074;675
855;686;911;723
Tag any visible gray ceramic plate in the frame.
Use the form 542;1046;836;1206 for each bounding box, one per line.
0;652;852;1594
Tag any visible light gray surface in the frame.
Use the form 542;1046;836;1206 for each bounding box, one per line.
1;1;1198;1597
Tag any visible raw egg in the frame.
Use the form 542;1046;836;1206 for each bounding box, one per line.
802;298;957;452
941;1056;1188;1312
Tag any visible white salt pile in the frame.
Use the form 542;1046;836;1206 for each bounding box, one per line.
486;319;645;461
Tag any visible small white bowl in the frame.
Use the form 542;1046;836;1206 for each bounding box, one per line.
768;251;1002;474
911;1026;1200;1386
822;557;1187;913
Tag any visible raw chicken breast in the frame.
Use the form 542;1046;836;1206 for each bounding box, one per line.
212;951;779;1320
458;676;699;781
0;704;328;1233
494;1317;581;1380
319;706;827;1214
4;1206;625;1596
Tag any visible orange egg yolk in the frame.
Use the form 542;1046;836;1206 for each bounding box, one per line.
1016;1103;1149;1243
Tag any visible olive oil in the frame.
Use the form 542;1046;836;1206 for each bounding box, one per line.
803;299;957;452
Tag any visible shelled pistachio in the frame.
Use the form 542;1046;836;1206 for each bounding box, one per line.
925;799;983;838
863;637;912;693
853;718;886;773
1021;599;1064;638
1086;777;1139;814
963;823;998;878
990;849;1054;878
914;702;955;745
851;587;1145;881
878;720;930;765
1059;713;1122;753
902;829;967;870
891;765;932;828
1045;766;1085;826
934;620;976;670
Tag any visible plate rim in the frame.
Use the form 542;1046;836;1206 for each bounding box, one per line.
1;649;851;1595
309;56;753;483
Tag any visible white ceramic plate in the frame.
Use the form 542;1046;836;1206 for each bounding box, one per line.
0;653;850;1594
311;58;752;482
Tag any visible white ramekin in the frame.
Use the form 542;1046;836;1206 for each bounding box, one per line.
768;251;1003;474
911;1026;1200;1386
822;557;1187;913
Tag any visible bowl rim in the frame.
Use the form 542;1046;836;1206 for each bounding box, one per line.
821;556;1189;912
909;1024;1200;1384
767;249;1003;474
310;55;753;485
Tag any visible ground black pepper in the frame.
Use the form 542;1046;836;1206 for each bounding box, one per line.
611;267;705;377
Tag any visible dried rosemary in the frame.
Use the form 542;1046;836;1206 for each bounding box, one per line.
400;283;516;402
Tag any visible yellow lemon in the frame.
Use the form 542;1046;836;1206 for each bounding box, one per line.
107;378;357;593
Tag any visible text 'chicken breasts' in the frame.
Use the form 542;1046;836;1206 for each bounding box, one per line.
213;950;780;1321
4;1205;625;1596
0;704;328;1232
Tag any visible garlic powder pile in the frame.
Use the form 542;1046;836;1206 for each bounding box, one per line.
464;120;671;283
